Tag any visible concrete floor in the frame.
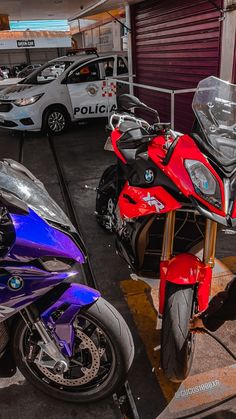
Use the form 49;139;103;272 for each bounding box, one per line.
0;121;235;418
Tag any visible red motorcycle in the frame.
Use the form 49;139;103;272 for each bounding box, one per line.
96;76;236;382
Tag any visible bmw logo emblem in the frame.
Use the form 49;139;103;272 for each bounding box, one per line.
144;169;155;184
8;276;24;291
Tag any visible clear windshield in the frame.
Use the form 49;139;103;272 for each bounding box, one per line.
192;76;236;165
21;60;74;85
0;162;74;228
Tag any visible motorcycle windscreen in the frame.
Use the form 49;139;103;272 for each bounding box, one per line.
0;161;73;229
192;76;236;166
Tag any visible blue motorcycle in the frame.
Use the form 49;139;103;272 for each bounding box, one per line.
0;159;134;402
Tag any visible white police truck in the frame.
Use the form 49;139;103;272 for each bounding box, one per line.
0;51;128;135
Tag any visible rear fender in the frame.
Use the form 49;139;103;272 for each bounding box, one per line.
159;253;212;315
119;182;181;219
41;283;100;357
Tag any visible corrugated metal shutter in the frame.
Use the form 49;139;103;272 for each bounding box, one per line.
233;35;236;83
0;50;27;67
131;0;222;131
29;48;59;64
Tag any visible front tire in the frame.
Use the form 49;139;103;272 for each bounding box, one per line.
43;106;69;135
161;283;196;382
96;165;117;232
12;298;134;403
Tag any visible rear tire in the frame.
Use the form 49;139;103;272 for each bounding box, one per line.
12;298;134;403
161;283;196;382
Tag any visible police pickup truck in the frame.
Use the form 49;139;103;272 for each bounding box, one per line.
0;51;128;135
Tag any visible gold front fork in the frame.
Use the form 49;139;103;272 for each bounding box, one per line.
161;211;176;261
161;212;218;267
203;219;218;268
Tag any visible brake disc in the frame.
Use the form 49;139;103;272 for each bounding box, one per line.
36;328;101;386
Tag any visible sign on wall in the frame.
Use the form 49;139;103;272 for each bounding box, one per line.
0;37;71;50
17;40;35;48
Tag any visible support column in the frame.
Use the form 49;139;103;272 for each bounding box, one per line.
125;5;134;94
220;0;236;82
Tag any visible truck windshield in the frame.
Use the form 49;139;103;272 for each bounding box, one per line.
21;61;74;85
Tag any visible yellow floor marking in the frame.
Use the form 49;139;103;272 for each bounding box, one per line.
221;256;236;274
211;258;234;294
120;279;179;402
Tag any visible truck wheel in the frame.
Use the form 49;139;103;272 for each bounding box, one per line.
161;283;196;382
43;107;69;135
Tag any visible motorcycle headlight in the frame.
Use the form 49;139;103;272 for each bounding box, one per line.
14;93;44;107
185;159;222;209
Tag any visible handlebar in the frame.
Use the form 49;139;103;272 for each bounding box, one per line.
109;112;178;139
109;112;151;131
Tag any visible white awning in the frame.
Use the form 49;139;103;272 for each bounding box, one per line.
69;0;143;21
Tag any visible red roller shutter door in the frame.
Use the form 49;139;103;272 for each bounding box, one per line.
131;0;222;131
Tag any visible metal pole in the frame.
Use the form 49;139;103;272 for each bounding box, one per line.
171;91;175;130
125;5;134;95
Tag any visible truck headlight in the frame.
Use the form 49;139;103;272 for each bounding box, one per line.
185;159;222;209
14;93;44;107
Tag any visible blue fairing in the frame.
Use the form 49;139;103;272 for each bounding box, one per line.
8;208;84;263
41;283;100;356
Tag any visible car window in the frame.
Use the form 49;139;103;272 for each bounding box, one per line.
117;57;128;75
68;62;100;84
21;60;74;85
98;58;115;79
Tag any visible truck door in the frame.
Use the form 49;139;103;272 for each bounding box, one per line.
67;57;117;120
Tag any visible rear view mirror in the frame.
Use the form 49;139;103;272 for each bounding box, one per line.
117;94;160;122
117;94;144;111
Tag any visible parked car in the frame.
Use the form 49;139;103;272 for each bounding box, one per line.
0;66;10;79
0;77;23;91
18;64;42;78
0;52;129;135
13;63;28;77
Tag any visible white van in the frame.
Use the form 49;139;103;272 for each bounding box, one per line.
0;52;128;135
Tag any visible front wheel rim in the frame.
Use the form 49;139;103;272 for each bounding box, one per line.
48;111;66;132
20;314;117;394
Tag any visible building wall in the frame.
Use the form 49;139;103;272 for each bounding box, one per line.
131;0;223;131
0;48;60;68
81;20;124;52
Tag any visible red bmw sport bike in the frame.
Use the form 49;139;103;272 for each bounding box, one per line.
96;76;236;382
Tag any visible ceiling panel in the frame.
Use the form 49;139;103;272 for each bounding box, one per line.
0;0;143;21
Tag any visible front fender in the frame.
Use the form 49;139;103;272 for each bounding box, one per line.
159;253;212;315
41;283;100;356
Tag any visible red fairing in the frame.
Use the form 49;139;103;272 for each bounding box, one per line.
232;201;236;218
159;254;213;315
111;127;126;164
118;182;181;219
149;134;226;217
